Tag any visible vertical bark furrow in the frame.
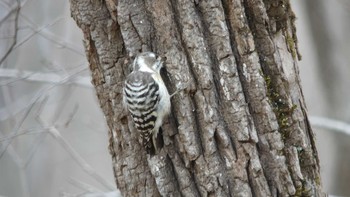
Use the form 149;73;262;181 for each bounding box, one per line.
172;0;233;196
274;33;316;178
245;0;307;150
242;144;271;197
168;151;201;197
118;124;160;197
117;0;153;55
144;1;205;195
225;0;279;177
198;0;258;143
275;28;321;191
223;0;279;134
222;0;297;196
197;0;265;195
285;146;304;189
244;0;322;195
145;0;201;167
147;155;181;196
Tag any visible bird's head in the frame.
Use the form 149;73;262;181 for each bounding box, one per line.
132;52;163;74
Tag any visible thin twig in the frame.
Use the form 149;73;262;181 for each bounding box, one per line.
68;177;102;193
0;65;87;159
0;128;49;142
23;97;51;167
48;126;115;190
0;0;29;25
0;65;91;87
18;14;85;56
64;103;79;127
12;17;63;51
0;0;20;65
310;116;350;136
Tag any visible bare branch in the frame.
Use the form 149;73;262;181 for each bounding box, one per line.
0;0;20;65
68;177;102;193
0;67;92;87
47;126;115;190
14;15;84;56
310;116;350;136
0;127;50;142
64;103;79;127
0;65;87;159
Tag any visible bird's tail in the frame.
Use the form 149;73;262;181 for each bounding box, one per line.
143;137;155;155
142;127;164;156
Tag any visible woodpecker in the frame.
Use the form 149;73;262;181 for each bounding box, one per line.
123;52;171;155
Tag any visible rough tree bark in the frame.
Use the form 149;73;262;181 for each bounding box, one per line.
69;0;325;196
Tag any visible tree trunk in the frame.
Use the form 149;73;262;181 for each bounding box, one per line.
69;0;325;196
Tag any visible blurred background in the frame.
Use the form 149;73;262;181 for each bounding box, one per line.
0;0;349;196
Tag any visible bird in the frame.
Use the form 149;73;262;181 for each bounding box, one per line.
123;52;171;155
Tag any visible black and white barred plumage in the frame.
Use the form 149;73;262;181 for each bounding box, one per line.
123;52;171;155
